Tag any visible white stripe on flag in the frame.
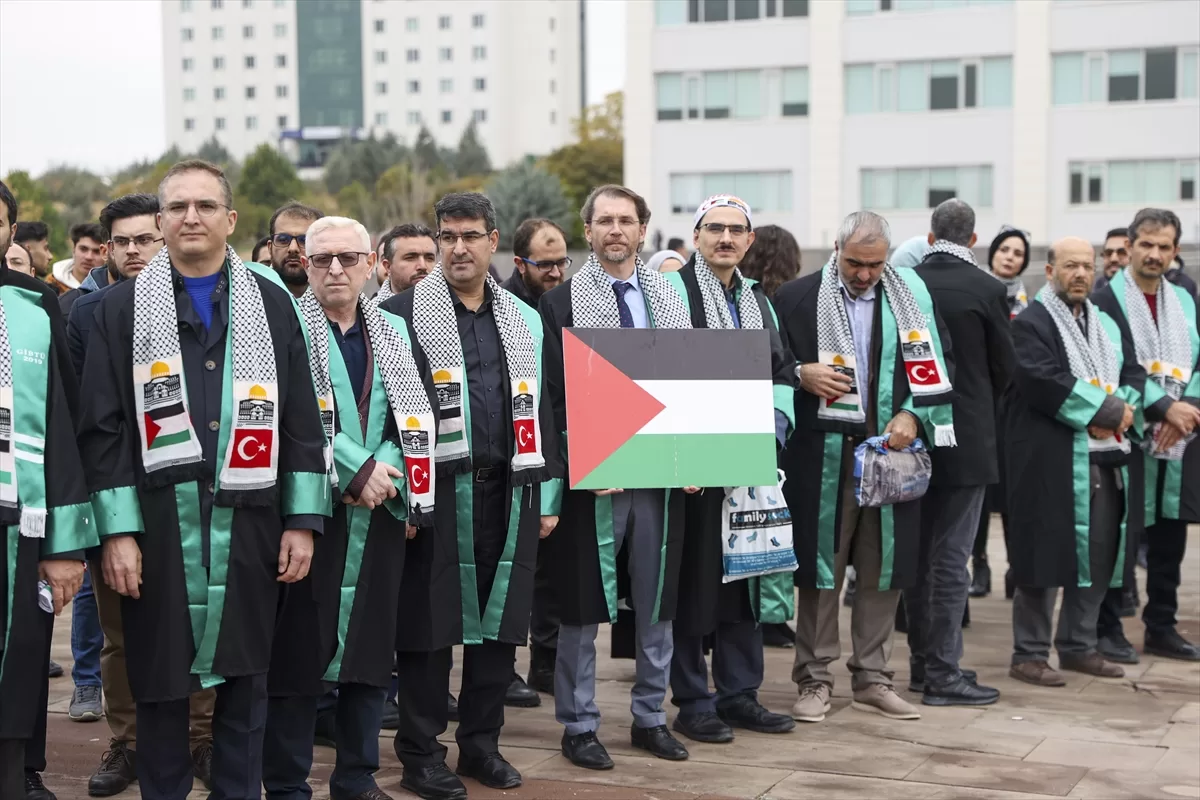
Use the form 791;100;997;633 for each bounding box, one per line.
634;379;774;436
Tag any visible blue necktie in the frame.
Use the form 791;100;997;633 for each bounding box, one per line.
613;281;635;329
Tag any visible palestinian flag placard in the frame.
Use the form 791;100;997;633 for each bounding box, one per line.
564;328;778;490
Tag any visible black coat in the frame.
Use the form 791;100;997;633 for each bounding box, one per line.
914;252;1015;487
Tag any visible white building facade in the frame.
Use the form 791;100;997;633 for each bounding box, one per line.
625;0;1200;248
162;0;582;168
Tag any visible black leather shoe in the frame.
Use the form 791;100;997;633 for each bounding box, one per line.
25;771;56;800
1145;628;1200;662
87;741;137;797
561;731;613;770
968;558;991;598
347;788;394;800
381;697;400;730
504;672;541;708
1120;586;1139;617
922;677;1000;706
399;763;467;800
527;647;555;695
762;622;795;649
717;695;795;734
191;741;212;791
1004;569;1015;600
631;724;688;761
447;692;459;722
456;753;522;789
910;667;976;694
47;660;64;679
1098;631;1140;664
672;711;734;743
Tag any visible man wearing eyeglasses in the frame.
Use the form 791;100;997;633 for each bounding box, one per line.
504;218;570;307
267;202;324;298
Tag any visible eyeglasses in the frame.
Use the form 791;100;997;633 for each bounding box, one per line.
272;233;306;248
697;223;750;236
1101;248;1128;258
520;256;572;272
308;252;368;270
163;201;228;218
110;235;163;249
437;230;491;247
590;216;639;229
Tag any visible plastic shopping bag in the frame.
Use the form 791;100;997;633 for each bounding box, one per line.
853;435;932;508
721;470;798;583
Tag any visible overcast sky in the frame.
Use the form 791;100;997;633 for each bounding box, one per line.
0;0;626;177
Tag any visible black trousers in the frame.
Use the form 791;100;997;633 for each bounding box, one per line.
24;610;51;774
1097;523;1142;639
972;510;1010;562
394;640;515;768
0;739;24;800
136;673;268;800
530;536;560;653
1143;518;1189;634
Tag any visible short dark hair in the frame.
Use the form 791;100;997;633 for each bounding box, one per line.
0;181;16;227
71;222;106;246
382;223;437;262
930;198;976;247
434;193;497;234
1047;246;1057;265
269;202;323;236
252;235;272;262
1128;208;1181;247
1104;227;1129;242
667;237;685;251
740;224;801;298
513;218;566;260
581;184;651;226
99;193;160;239
14;221;48;244
158;158;234;208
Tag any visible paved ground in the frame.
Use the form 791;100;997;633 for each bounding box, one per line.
39;519;1200;799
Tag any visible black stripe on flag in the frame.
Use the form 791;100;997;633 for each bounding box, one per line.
147;402;188;421
568;328;770;381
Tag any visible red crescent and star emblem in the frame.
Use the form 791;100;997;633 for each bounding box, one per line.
513;419;536;455
230;430;273;468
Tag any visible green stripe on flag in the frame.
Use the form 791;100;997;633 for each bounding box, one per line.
439;429;464;443
150;429;194;450
576;433;777;490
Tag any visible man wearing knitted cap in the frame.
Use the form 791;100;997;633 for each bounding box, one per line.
667;196;798;744
774;211;955;724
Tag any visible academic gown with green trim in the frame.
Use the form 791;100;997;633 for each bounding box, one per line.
1093;280;1200;525
537;273;690;627
773;269;955;592
382;287;562;652
674;262;798;633
78;267;330;702
1002;299;1145;589
0;266;97;739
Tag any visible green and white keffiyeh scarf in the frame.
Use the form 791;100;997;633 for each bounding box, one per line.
297;290;436;518
1121;270;1194;401
411;266;546;483
1036;285;1129;454
0;290;50;537
815;254;956;445
569;253;691;329
692;252;763;331
133;245;280;492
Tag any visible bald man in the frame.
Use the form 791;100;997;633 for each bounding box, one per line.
1001;236;1146;687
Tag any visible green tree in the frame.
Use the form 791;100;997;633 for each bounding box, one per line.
3;170;68;255
412;126;443;175
454;120;492;178
196;136;234;166
322;133;409;195
485;162;572;248
238;144;304;210
541;91;623;241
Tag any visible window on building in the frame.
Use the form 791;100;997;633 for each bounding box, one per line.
897;62;928;111
407;49;420;62
781;67;808;116
214;87;226;100
862;165;993;210
439;47;453;61
212;26;224;40
846;0;875;12
375;81;388;95
845;64;875;114
375;50;387;64
212;0;222;8
183;57;194;71
475;77;486;91
1108;50;1141;102
184;88;196;101
275;54;287;67
671;171;793;213
215;117;226;130
245;86;256;99
734;0;759;20
473;46;486;60
243;25;254;39
981;57;1012;107
214;56;225;70
704;71;732;118
963;63;977;108
438;15;451;29
703;0;729;21
474;109;487;123
1181;162;1197;200
274;23;286;37
929;60;958;110
656;73;683;120
246;116;258;130
1053;53;1084;105
185;118;196;131
1145;48;1177;101
182;27;194;41
655;0;687;25
733;70;763;118
1061;47;1191;104
245;55;256;69
181;0;193;10
406;17;418;31
276;85;287;98
1181;49;1199;99
440;78;453;93
1069;159;1199;205
274;0;285;6
243;0;253;7
374;19;385;33
781;0;808;16
876;65;894;111
278;114;288;128
473;14;485;28
408;79;420;93
441;110;452;123
375;111;388;126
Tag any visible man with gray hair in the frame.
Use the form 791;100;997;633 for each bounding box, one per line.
774;210;955;724
905;199;1015;706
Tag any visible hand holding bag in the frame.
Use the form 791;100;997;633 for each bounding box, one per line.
854;435;932;508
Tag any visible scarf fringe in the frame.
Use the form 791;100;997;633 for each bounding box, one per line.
510;465;550;488
435;457;472;479
934;425;958;448
214;484;279;509
408;506;436;529
140;462;210;493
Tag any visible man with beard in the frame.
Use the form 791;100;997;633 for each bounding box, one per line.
1091;209;1200;664
1092;228;1131;294
269;203;324;298
1005;237;1141;687
540;185;697;770
668;195;797;744
13;222;63;293
504;219;569;308
373;224;437;306
60;212;145;316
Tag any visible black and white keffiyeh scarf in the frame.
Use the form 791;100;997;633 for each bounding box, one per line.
1036;284;1128;454
1121;270;1193;401
569;252;691;329
692;252;763;331
929;239;978;267
133;245;281;492
371;277;394;307
410;267;546;483
297;289;436;519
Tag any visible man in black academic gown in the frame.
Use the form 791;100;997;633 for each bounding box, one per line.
669;195;797;744
77;160;330;800
906;200;1015;707
1005;236;1142;688
383;192;561;800
0;181;94;800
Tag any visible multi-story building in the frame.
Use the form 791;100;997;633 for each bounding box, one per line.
625;0;1200;248
162;0;583;169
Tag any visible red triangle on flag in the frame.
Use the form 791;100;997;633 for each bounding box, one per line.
564;329;666;488
144;413;161;448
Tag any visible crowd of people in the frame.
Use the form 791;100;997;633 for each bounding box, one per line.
0;162;1196;800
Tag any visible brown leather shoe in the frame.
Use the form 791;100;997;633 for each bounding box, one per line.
1059;651;1124;678
1009;660;1067;687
